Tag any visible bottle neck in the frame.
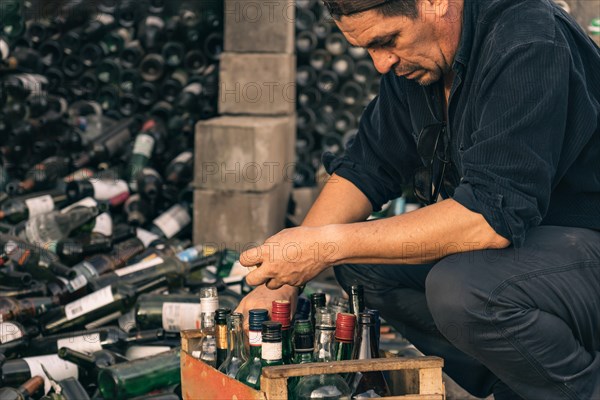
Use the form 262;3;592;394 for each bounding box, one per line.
58;347;96;370
248;330;262;359
314;327;336;362
354;323;375;360
229;324;246;358
293;351;314;364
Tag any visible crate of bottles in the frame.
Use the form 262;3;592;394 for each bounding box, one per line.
179;298;445;400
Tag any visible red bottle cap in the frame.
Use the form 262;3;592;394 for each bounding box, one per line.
271;300;291;328
335;312;356;342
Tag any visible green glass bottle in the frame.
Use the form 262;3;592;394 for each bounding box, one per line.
218;312;247;378
97;348;181;399
58;347;128;387
288;319;314;395
260;321;284;371
135;293;201;332
215;308;231;369
42;278;168;334
235;309;269;389
334;313;355;362
271;300;292;364
293;312;351;400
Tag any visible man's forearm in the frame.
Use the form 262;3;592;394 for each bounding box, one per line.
328;198;511;265
302;173;372;227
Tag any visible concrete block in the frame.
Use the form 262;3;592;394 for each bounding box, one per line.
219;52;296;115
193;183;291;250
194;115;296;192
224;0;295;53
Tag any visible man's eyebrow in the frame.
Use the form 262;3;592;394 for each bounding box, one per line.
364;31;400;49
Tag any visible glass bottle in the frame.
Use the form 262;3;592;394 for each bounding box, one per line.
294;313;351;400
0;192;67;223
148;203;191;240
366;309;381;356
57;347;128;386
271;300;293;364
0;320;30;358
218;312;247;378
348;285;364;322
0;376;44;399
215;308;232;369
334;313;355;362
42;277;168;334
261;321;284;369
97;348;180;399
15;206;99;246
190;287;219;366
310;292;326;329
135;293;201;332
0;297;60;322
294;297;311;323
235;309;269;389
26;327;164;356
0;354;79;394
348;313;390;397
288;319;314;394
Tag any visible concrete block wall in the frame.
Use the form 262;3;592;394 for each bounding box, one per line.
194;0;296;249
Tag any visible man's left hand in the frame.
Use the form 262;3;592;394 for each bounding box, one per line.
240;225;341;290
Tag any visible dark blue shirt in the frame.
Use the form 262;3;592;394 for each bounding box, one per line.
324;0;600;247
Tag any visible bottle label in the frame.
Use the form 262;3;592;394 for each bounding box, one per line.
200;297;219;315
125;345;171;360
217;324;228;349
92;213;113;237
132;133;155;158
61;197;98;213
64;286;114;320
25;195;55;217
161;302;202;332
0;39;9;60
152;204;191;239
23;355;79;395
183;82;203;95
58;274;88;292
261;342;282;361
136;228;160;248
146;16;165;29
90;179;129;201
114;256;164;277
173;151;193;165
0;322;23;343
248;331;262;346
56;333;102;354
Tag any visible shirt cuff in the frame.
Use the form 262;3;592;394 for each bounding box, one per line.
453;183;526;248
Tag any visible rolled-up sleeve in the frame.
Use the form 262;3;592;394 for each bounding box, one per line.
453;42;571;247
324;72;421;211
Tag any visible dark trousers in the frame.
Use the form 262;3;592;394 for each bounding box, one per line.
333;226;600;399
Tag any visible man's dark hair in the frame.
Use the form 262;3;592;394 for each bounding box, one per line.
323;0;419;21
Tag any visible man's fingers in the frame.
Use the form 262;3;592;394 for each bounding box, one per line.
265;278;284;290
245;265;273;286
239;245;264;267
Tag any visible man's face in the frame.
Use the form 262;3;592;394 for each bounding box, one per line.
335;2;456;86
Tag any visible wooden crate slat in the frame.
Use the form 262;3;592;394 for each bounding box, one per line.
260;376;288;400
181;351;266;400
418;368;444;395
262;357;443;379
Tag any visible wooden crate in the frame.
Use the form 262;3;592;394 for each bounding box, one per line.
181;332;445;400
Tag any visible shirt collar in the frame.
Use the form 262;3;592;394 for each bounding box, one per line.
453;0;479;69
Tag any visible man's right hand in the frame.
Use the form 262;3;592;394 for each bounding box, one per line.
234;284;299;331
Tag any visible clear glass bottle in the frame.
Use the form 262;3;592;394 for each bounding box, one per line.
288;319;314;394
190;287;219;366
218;312;247;378
310;292;326;329
235;309;269;389
348;285;364;322
313;308;336;363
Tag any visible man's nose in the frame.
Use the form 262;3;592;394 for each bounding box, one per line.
369;49;399;74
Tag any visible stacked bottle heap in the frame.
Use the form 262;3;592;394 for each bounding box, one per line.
293;0;381;188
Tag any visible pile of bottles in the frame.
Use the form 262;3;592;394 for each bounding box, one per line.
293;0;381;187
197;285;390;400
0;0;222;201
